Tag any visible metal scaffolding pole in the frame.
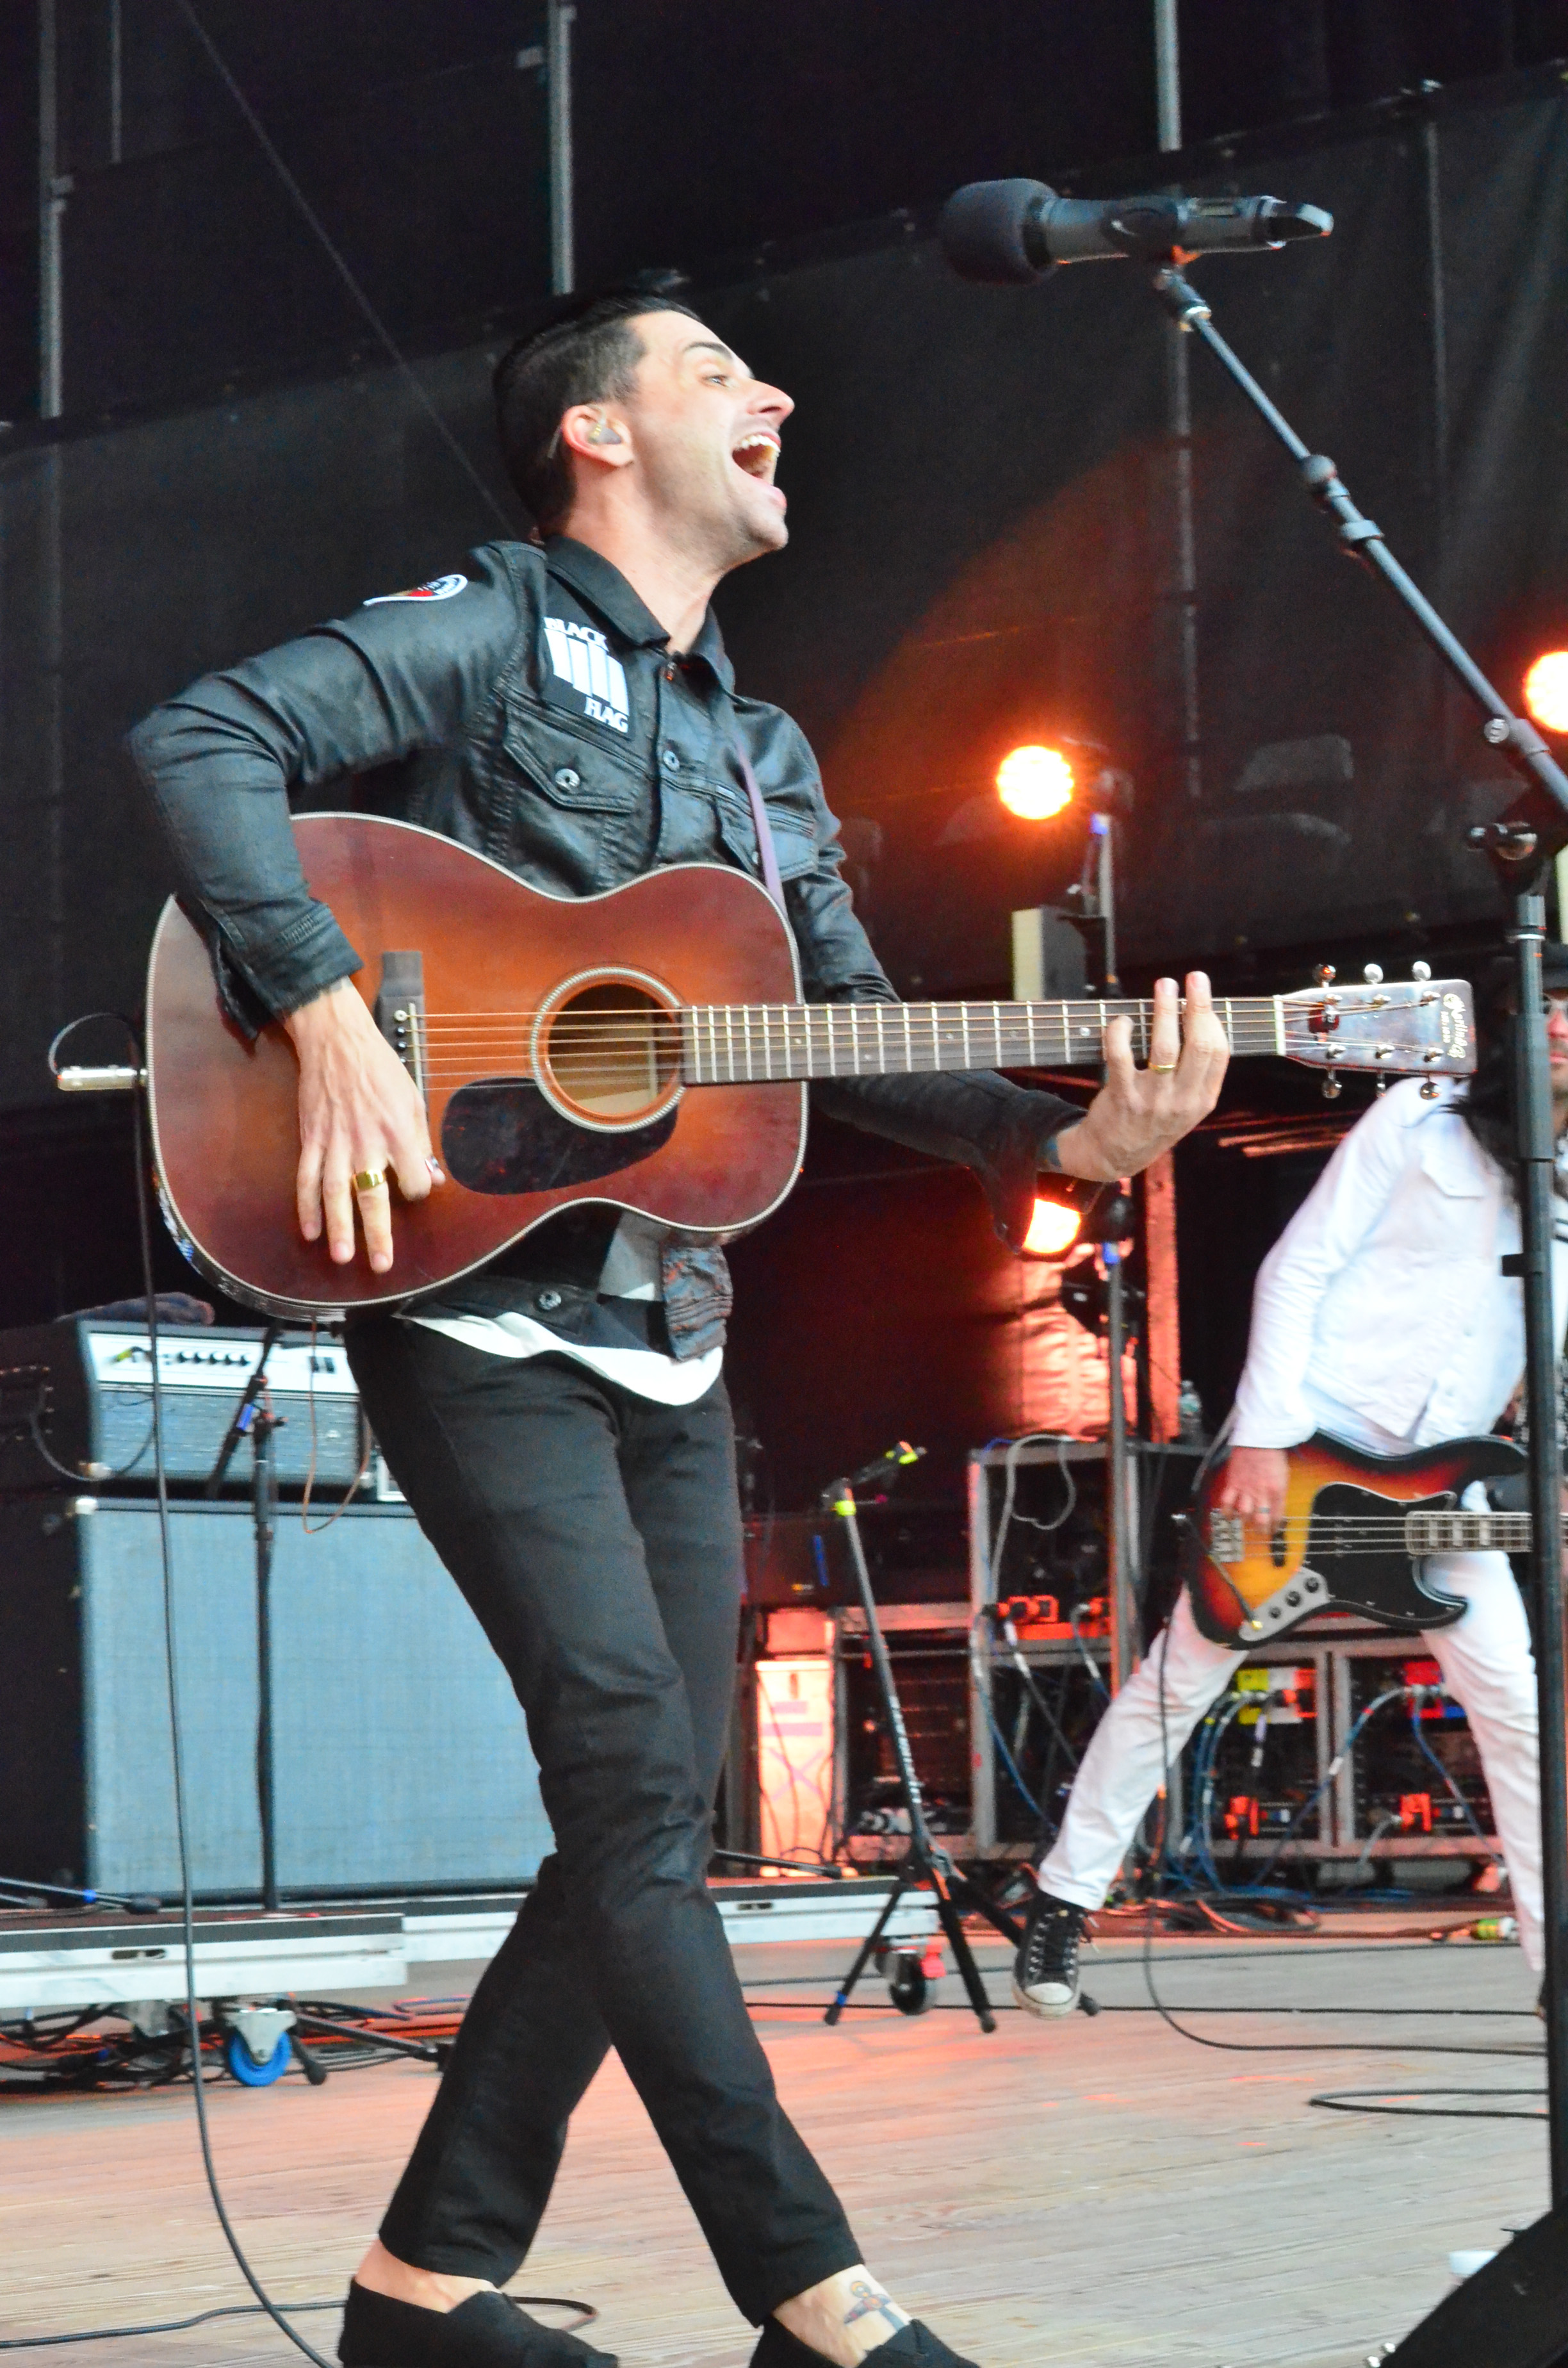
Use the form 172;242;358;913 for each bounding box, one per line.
1154;0;1203;801
546;0;576;296
38;0;64;418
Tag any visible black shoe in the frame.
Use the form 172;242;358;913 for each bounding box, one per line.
751;2319;979;2368
1011;1890;1088;2019
338;2282;616;2368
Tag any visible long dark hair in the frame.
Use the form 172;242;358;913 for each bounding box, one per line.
1457;962;1567;1196
1456;1017;1514;1183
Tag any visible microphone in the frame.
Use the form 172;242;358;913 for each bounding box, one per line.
939;179;1332;284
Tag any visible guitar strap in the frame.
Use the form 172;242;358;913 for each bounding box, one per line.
733;745;789;921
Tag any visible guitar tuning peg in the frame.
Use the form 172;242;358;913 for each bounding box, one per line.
1412;960;1432;981
1362;962;1383;984
1314;962;1336;986
1321;1073;1343;1100
1419;1078;1441;1099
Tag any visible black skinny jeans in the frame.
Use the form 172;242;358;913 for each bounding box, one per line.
345;1320;859;2325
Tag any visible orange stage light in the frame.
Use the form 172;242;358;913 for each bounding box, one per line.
1023;1196;1082;1256
1525;648;1568;729
996;743;1074;821
1524;651;1568;734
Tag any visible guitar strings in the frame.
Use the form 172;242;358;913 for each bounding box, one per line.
1201;1520;1530;1550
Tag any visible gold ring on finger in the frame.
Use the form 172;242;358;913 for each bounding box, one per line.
1149;1061;1177;1074
352;1169;387;1194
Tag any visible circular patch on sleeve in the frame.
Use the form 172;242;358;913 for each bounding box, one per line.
364;573;470;605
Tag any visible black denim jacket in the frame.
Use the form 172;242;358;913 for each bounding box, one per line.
130;536;1078;1354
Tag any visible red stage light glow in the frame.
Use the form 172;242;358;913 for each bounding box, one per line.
996;744;1074;821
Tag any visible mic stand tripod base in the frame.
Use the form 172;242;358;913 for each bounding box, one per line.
821;1483;1022;2034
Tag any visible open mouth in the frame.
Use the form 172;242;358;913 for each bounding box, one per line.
731;428;780;483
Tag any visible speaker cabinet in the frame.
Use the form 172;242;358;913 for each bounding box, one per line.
0;1495;552;1898
1387;2202;1568;2365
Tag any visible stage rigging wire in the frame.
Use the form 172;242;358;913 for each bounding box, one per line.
168;0;512;536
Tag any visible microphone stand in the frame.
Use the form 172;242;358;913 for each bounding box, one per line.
204;1323;283;1913
822;1474;1023;2032
1148;261;1568;2202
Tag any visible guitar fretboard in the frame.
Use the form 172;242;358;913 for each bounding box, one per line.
679;996;1286;1084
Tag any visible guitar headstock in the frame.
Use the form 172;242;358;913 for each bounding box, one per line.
1279;961;1474;1091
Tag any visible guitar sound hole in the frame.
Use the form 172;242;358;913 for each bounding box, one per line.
543;983;680;1121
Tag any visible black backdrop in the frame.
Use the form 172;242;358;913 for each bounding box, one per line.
6;78;1568;1115
3;78;1568;1477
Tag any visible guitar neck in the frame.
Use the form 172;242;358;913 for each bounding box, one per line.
1404;1509;1547;1554
680;995;1286;1083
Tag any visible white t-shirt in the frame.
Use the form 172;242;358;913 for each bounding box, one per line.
405;1212;723;1406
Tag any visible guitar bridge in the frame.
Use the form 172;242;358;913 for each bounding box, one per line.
375;951;427;1103
1207;1511;1245;1564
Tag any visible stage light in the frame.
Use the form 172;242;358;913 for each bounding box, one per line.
1023;1196;1082;1256
997;744;1074;821
1524;651;1568;734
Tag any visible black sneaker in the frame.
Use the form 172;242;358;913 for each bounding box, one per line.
1012;1891;1088;2019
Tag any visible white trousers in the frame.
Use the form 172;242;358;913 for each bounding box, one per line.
1038;1556;1544;1971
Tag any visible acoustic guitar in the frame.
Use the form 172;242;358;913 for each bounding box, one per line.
142;813;1477;1320
1185;1431;1529;1648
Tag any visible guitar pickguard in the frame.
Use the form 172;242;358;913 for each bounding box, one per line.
1300;1482;1467;1631
441;1080;679;1196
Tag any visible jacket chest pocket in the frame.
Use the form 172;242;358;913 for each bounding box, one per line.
498;700;648;889
502;701;642;812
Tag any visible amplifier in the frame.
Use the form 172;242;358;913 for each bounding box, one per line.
743;1499;967;1609
0;1320;364;1495
0;1492;552;1898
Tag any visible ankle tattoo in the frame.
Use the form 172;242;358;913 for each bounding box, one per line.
842;2281;908;2336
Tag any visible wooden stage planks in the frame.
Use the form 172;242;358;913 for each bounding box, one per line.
0;1932;1548;2368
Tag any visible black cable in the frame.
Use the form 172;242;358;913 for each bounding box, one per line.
0;2301;341;2353
131;1081;340;2368
1309;2085;1546;2122
0;2292;598;2353
1138;1926;1541;2059
26;1404;154;1486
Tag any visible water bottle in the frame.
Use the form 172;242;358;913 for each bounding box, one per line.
1177;1379;1205;1445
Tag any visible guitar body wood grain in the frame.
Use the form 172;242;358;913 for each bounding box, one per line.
145;815;806;1317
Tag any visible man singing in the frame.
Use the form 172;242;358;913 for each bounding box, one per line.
132;293;1228;2368
1012;996;1567;2021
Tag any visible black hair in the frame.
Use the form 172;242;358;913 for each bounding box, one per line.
492;292;702;533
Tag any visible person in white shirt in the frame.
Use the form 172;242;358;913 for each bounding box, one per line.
1013;971;1568;2018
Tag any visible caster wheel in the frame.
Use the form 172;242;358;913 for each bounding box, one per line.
225;2027;292;2086
885;1951;931;2016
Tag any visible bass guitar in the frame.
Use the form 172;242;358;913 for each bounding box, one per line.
1186;1431;1528;1649
139;814;1477;1320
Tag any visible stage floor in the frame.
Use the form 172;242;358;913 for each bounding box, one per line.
0;1923;1547;2368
